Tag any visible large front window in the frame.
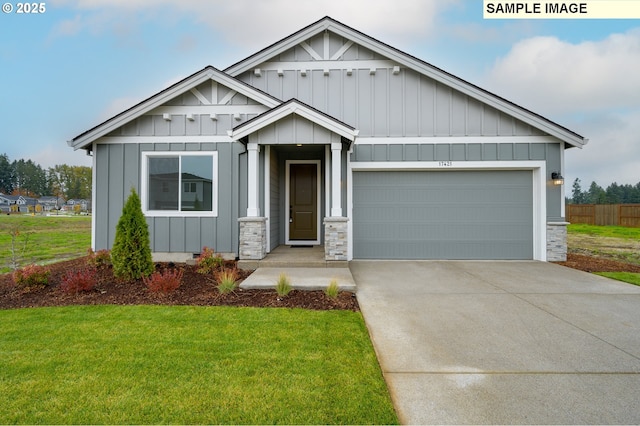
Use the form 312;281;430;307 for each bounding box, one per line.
142;152;218;216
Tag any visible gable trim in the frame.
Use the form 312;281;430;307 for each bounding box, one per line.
229;99;358;142
69;66;282;151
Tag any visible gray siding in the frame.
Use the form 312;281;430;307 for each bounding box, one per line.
251;115;344;145
93;142;244;255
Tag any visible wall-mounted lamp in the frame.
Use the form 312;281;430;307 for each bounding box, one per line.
551;172;564;186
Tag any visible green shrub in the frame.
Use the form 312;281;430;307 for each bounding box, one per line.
144;268;184;294
324;279;340;299
196;246;225;274
13;264;50;289
275;272;292;297
111;188;154;280
215;268;238;294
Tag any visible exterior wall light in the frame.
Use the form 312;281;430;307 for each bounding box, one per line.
551;172;564;186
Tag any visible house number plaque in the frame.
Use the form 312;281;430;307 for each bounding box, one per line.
438;161;453;167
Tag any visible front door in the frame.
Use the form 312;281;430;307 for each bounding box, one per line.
288;163;318;242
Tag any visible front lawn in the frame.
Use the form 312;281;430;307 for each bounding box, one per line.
0;305;397;425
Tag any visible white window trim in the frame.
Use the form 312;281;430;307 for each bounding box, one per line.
141;151;218;217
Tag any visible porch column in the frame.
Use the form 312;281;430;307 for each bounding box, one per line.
330;142;342;216
247;142;260;217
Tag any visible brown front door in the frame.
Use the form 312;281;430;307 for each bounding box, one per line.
289;163;317;241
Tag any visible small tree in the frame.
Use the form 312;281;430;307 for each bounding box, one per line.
111;188;154;280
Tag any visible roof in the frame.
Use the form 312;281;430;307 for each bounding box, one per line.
69;66;282;150
230;99;358;142
225;16;587;149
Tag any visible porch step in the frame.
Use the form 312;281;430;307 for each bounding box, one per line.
239;267;356;292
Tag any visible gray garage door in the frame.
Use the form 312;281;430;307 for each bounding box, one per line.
352;170;533;259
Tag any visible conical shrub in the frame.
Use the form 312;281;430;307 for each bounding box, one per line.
111;188;154;280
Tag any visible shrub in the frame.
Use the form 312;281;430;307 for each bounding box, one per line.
87;248;111;268
324;279;340;299
13;264;50;289
61;268;96;294
111;188;154;280
215;268;238;294
144;268;184;294
196;247;225;274
275;272;292;297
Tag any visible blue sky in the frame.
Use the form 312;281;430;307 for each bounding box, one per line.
1;0;639;193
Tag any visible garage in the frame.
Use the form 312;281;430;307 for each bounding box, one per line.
352;170;534;259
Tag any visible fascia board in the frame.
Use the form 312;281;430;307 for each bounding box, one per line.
70;67;281;150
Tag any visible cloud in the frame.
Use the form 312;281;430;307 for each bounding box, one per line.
48;0;459;48
483;28;640;116
565;110;640;188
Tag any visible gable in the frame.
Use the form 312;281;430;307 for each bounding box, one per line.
226;17;585;148
70;67;281;150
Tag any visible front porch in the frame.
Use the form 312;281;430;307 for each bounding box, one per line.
238;244;349;270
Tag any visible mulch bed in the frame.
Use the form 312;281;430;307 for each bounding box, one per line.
0;257;359;311
555;252;640;273
2;252;639;311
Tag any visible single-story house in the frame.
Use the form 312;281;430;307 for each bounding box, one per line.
68;17;586;263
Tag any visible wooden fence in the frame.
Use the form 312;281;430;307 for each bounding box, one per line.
567;204;640;227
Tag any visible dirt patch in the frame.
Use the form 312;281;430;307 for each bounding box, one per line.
0;257;359;311
567;233;640;266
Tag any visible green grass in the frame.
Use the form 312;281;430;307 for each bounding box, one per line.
0;215;91;272
0;305;398;425
595;272;640;286
567;224;640;239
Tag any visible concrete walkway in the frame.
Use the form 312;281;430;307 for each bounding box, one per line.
239;267;356;292
351;260;640;425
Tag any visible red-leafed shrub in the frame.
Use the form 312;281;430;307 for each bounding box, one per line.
196;246;224;274
144;268;184;294
61;268;97;294
13;264;50;289
87;248;112;268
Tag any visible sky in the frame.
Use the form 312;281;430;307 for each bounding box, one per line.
1;0;639;194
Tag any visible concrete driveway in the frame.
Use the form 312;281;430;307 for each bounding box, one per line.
351;261;640;425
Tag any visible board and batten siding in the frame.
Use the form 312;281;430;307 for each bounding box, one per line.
93;142;245;255
237;33;546;140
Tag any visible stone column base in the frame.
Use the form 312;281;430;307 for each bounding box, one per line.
323;217;349;261
547;222;569;262
238;217;267;260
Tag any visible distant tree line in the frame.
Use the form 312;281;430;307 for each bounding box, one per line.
0;153;91;200
569;178;640;204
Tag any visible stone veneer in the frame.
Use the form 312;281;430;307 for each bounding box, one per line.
547;222;569;261
238;217;267;260
323;217;349;261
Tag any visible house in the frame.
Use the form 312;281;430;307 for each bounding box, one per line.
38;196;66;211
64;199;90;212
68;17;586;263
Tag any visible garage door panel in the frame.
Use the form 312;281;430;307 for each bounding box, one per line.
352;170;533;259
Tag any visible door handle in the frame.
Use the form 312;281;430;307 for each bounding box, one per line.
289;206;293;223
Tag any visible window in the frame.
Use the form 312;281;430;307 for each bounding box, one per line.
142;152;218;216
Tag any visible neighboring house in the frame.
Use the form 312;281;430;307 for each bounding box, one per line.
65;199;90;212
38;196;66;211
68;17;586;263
